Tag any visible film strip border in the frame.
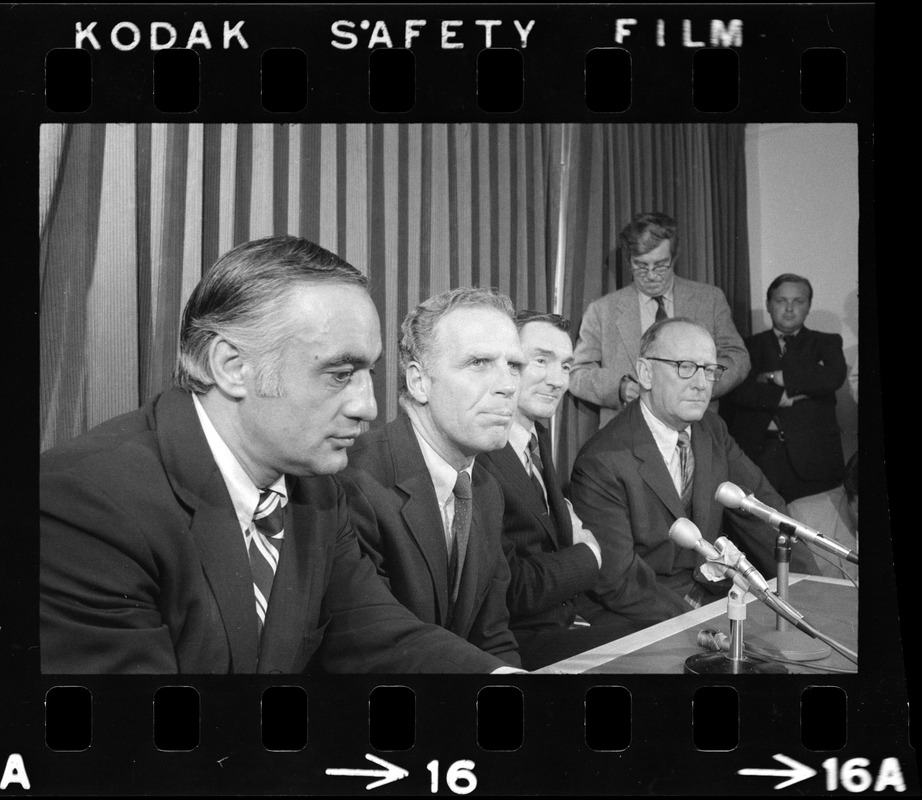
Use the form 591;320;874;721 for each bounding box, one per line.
20;4;873;121
46;45;850;117
17;677;909;795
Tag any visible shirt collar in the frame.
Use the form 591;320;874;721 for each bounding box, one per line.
192;393;288;531
773;327;802;338
508;420;536;466
409;418;475;508
639;396;691;463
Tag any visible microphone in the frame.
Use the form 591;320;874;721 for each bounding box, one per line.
715;482;858;565
668;518;807;627
668;518;769;595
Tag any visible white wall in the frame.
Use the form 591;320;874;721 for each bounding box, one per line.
745;123;859;459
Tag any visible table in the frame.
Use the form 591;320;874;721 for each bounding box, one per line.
535;574;857;674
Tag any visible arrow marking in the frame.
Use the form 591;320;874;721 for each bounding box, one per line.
326;753;409;790
739;753;817;790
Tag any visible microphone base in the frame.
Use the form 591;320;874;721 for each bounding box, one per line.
684;652;788;675
745;628;831;662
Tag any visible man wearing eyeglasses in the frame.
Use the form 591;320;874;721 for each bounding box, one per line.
570;318;818;625
569;212;750;428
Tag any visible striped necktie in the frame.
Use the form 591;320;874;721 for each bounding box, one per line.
447;471;472;626
676;430;695;515
249;489;286;638
527;432;549;510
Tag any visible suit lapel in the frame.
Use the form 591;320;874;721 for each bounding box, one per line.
630;402;687;522
673;276;694;316
491;443;559;546
536;424;571;546
615;286;643;368
157;389;260;673
392;416;452;622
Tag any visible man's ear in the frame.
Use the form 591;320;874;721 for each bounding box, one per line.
404;361;430;405
636;356;653;391
207;337;250;399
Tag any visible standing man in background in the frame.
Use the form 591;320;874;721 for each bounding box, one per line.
722;273;847;502
569;212;750;428
479;311;639;669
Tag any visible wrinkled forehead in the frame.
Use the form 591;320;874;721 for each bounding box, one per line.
432;305;518;355
519;321;573;359
651;324;717;361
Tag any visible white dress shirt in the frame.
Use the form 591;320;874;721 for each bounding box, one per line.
410;422;475;554
639;285;675;333
192;393;288;547
508;420;602;569
640;397;691;497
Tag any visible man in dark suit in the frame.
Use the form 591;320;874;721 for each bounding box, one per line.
570;318;819;627
340;288;524;669
722;273;847;502
40;236;517;674
479;311;639;669
570;212;750;427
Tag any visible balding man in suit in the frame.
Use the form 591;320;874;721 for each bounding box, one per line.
570;318;818;626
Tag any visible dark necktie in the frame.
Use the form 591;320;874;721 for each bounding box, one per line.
779;334;793;356
249;489;286;638
676;430;695;515
527;432;549;510
653;295;668;322
447;471;472;626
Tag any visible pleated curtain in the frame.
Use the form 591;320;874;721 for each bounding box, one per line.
39;122;748;488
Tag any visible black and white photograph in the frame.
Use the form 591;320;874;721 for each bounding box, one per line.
5;2;914;796
37;121;860;677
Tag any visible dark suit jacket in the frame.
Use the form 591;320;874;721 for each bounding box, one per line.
570;277;750;426
569;400;819;626
339;414;521;667
40;389;508;674
723;327;846;482
477;423;601;631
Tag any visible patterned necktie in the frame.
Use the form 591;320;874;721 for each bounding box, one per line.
779;333;793;356
447;471;472;626
653;295;668;321
527;432;549;510
249;489;286;638
676;430;695;515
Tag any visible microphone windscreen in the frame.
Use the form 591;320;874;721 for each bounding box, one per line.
668;518;702;549
714;481;746;508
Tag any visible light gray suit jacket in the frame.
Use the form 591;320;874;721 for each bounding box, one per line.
569;277;750;427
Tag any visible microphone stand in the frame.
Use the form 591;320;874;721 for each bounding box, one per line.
684;585;787;675
745;522;831;662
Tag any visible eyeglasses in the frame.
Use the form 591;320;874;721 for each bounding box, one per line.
645;357;727;382
631;259;673;276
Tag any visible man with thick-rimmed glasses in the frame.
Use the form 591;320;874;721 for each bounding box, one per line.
569;211;750;428
570;318;819;626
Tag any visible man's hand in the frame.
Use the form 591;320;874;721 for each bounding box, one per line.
619;374;641;404
566;499;603;569
779;391;808;407
756;370;785;387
